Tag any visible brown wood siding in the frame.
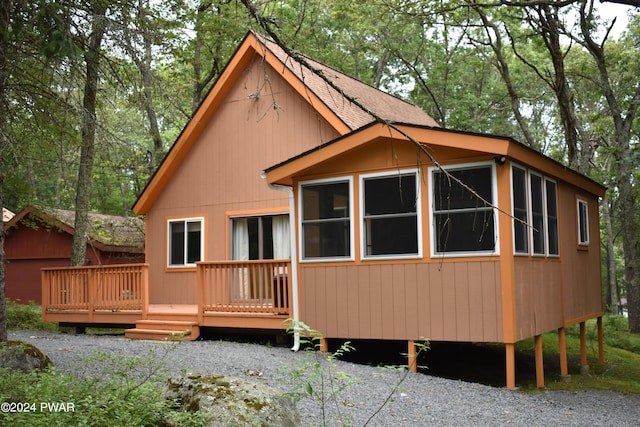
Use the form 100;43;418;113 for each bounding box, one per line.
514;258;563;339
299;261;502;342
558;185;604;323
146;55;340;304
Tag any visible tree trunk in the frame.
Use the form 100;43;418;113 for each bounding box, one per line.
603;195;620;314
616;152;640;330
0;0;12;342
70;2;108;266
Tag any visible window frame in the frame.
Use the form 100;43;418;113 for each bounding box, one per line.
511;164;530;255
509;162;560;257
529;171;546;256
167;216;205;268
577;198;590;246
359;169;422;260
545;178;559;256
429;161;500;258
298;176;354;262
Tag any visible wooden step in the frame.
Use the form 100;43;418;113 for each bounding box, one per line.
125;320;200;341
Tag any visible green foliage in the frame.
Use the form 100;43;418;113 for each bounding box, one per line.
565;315;640;354
5;300;57;332
0;346;207;426
280;320;358;426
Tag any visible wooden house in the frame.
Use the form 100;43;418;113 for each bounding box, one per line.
7;206;144;304
42;32;605;388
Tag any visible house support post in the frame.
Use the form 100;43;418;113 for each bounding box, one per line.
597;316;604;366
505;343;516;389
558;327;570;382
579;321;589;374
534;334;544;389
407;340;417;373
319;338;328;353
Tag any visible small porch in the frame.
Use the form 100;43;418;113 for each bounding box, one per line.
41;260;294;340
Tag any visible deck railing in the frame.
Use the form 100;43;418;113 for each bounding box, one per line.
42;264;149;319
197;260;292;319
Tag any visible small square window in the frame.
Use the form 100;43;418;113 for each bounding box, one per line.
168;218;203;267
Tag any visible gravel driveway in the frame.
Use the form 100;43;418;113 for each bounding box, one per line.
9;330;640;426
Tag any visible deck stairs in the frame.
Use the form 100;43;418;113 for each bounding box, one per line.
125;319;200;341
124;313;200;341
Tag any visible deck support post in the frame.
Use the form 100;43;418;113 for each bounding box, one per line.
558;327;570;381
505;343;516;389
407;340;417;373
579;321;589;374
597;316;604;366
319;338;328;352
534;334;544;389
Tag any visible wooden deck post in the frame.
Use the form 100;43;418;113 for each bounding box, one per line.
597;316;604;366
88;268;95;323
558;327;570;381
579;321;589;374
196;263;204;325
141;264;149;320
319;338;328;352
41;270;49;321
505;343;516;389
534;334;544;389
407;340;417;373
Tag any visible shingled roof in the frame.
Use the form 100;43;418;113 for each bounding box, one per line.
257;32;439;130
6;206;145;252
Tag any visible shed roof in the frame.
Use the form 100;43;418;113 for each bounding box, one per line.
133;31;437;215
5;206;145;252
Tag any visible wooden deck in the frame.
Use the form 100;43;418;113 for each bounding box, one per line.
41;260;293;339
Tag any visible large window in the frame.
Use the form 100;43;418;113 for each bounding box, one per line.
510;164;559;256
512;165;529;253
361;170;420;258
300;178;352;260
431;163;497;255
168;217;203;267
232;215;290;260
577;199;589;246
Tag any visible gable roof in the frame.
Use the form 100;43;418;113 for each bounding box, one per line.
133;31;438;215
5;206;145;253
264;122;606;197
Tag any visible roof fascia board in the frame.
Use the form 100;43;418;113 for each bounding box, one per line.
265;123;606;197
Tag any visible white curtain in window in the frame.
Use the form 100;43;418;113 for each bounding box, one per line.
232;219;249;300
272;215;290;259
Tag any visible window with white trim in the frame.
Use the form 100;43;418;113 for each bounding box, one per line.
578;199;589;245
361;170;420;258
431;163;497;255
300;178;352;260
512;165;529;253
546;179;559;255
168;217;203;267
510;164;559;256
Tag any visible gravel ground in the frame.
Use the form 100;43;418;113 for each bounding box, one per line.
8;330;640;426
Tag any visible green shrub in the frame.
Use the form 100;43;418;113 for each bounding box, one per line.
0;345;207;426
5;299;57;331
